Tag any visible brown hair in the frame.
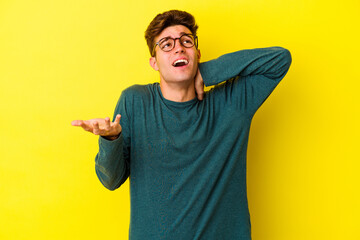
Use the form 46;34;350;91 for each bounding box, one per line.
145;10;198;57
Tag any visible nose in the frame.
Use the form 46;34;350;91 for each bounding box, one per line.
173;38;186;53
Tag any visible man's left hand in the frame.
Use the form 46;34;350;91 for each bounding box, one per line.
195;68;204;100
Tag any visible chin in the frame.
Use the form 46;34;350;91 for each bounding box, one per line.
174;71;196;81
160;68;196;84
172;75;194;83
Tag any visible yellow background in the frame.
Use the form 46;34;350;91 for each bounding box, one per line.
1;0;359;239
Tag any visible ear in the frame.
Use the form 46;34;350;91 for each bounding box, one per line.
149;57;159;71
197;49;201;62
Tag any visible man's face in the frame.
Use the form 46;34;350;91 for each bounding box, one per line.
149;25;201;85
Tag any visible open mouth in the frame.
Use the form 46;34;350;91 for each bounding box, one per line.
172;59;189;67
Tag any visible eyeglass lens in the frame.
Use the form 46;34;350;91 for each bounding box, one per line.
159;35;195;52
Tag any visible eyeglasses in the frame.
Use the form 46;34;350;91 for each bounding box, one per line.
152;34;198;57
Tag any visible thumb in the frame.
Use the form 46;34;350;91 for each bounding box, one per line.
71;120;83;126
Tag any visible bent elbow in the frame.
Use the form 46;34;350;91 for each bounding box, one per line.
272;47;292;80
278;47;292;69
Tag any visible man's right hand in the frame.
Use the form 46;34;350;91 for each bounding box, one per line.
71;114;122;140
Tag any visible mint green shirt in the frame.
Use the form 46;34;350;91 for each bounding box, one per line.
95;47;291;240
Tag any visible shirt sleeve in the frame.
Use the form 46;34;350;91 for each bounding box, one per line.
199;47;292;115
95;92;131;190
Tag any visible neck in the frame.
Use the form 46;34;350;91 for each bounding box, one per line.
159;80;196;102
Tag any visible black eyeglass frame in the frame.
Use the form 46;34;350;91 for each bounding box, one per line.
151;34;198;57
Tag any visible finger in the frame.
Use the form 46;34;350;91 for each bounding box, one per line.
72;120;92;132
104;117;111;131
195;68;203;82
112;114;122;136
114;114;121;125
194;68;204;101
195;83;205;101
78;120;92;132
197;93;204;101
93;121;100;135
71;120;82;126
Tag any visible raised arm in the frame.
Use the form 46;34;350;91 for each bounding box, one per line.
198;47;292;114
199;47;291;86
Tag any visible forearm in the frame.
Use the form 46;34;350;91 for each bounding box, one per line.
199;47;292;87
95;134;129;190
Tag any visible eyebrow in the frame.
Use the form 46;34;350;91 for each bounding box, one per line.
157;32;193;42
179;31;192;35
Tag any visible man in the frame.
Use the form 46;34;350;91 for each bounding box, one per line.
72;10;291;240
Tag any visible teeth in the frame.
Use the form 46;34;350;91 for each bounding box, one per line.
173;59;188;66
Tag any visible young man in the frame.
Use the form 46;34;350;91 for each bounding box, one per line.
72;10;291;240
